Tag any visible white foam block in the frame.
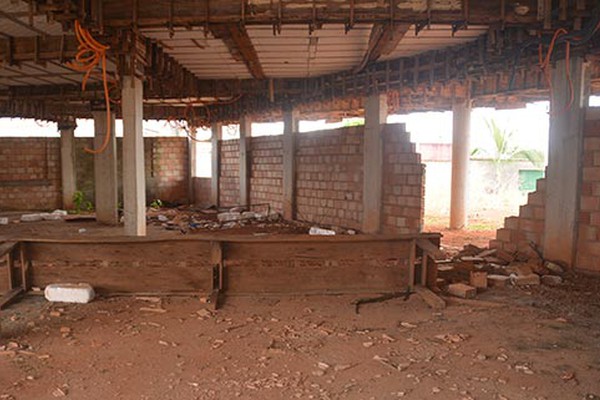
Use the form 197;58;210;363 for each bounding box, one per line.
44;283;96;304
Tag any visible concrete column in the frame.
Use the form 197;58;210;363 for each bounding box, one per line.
58;119;77;210
239;116;252;207
282;108;299;220
543;56;589;267
362;93;388;234
92;110;118;225
121;75;146;236
188;136;196;204
211;123;221;206
450;100;472;230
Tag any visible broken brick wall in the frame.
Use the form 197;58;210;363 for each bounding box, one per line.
575;111;600;274
0;137;190;211
382;124;425;234
295;126;364;230
0;138;62;211
249;136;284;214
219;139;241;207
490;178;546;257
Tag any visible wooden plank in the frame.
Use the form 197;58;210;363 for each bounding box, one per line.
20;243;29;291
415;286;446;310
224;240;411;262
225;259;409;295
30;263;213;294
27;241;211;263
0;241;17;258
0;288;23;310
416;238;446;260
420;252;428;286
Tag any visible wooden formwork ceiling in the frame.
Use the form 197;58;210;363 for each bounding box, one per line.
0;0;599;122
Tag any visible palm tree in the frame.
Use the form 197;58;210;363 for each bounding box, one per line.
471;118;545;198
471;118;544;167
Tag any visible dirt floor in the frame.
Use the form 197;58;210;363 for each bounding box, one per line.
1;211;598;399
1;279;600;400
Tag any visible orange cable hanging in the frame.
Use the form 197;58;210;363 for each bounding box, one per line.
67;20;113;154
538;28;574;116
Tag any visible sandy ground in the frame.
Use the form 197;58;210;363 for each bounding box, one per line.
1;281;600;400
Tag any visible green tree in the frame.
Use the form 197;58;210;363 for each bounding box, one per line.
471;118;545;200
471;118;545;167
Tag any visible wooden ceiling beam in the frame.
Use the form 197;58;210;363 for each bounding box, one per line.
0;35;78;64
355;22;410;73
210;24;265;80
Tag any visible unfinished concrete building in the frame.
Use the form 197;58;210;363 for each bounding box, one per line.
1;1;600;399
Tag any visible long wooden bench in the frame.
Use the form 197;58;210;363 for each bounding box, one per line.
1;233;441;309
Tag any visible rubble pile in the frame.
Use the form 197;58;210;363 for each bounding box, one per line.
147;206;359;236
435;243;566;299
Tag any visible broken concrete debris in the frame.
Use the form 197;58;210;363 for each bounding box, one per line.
19;210;68;223
309;226;336;236
438;242;565;300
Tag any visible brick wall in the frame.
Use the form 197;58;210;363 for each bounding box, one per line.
249;136;283;213
576;113;600;273
0;137;190;211
193;177;212;207
490;178;546;257
296;126;364;230
219;139;240;207
382;124;426;234
0;138;62;211
147;138;189;204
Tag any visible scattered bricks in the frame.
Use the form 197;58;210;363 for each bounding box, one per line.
488;274;510;288
469;271;488;289
511;274;541;286
544;261;565;275
447;283;477;299
506;263;534;276
541;275;563;286
496;228;513;243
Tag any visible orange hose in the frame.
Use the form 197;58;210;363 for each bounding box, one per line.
538;28;574;117
67;21;113;154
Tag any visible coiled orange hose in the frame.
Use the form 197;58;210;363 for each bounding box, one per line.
68;21;112;154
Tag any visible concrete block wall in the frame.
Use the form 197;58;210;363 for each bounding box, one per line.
295;126;364;230
148;138;189;204
219;139;241;207
249;136;283;213
0;137;190;211
0;138;62;210
490;178;546;256
382;124;425;234
576;115;600;273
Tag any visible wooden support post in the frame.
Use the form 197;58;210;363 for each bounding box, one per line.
211;123;221;207
408;239;416;292
122;75;146;236
362;93;388;234
239;115;252;208
19;243;29;291
58;118;77;210
543;57;589;268
92;110;118;225
450;99;471;230
282;108;298;220
209;241;224;310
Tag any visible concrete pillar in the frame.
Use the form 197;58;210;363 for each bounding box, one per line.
450;100;472;230
543;56;589;267
58;119;77;210
362;93;388;234
188;136;196;204
239;116;252;207
283;108;299;220
92;110;118;225
211;123;221;206
121;75;146;236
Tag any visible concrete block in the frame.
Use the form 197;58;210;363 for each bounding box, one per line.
0;217;8;225
488;274;510;288
469;271;488;289
511;273;541;286
447;283;476;299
